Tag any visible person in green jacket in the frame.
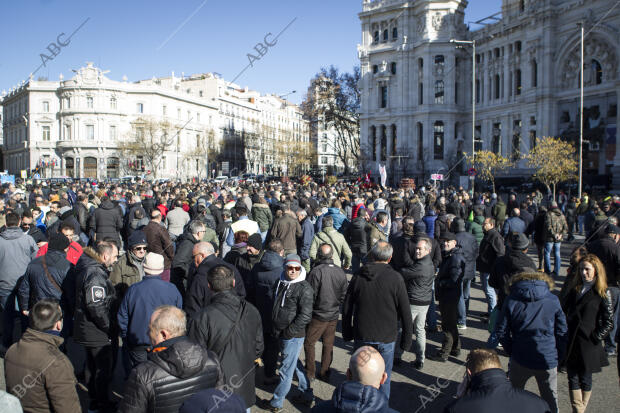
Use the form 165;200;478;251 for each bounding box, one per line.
467;208;485;246
251;196;273;242
492;196;507;229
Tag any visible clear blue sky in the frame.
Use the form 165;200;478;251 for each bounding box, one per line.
0;0;502;104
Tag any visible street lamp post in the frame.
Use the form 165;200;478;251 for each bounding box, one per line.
451;38;476;193
578;23;584;199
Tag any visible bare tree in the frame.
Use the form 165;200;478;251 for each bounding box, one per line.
119;117;177;179
302;65;360;175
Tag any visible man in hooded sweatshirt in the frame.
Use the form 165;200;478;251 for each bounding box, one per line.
260;254;314;412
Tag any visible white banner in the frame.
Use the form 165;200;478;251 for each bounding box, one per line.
379;164;387;187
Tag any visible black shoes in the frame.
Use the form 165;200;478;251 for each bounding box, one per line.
450;349;461;357
428;353;448;362
414;359;424;370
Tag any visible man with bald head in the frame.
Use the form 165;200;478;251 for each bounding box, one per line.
311;346;397;412
184;242;245;318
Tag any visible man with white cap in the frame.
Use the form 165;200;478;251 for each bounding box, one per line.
259;254;314;412
118;252;182;373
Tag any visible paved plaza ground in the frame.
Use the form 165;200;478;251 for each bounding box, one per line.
1;236;619;412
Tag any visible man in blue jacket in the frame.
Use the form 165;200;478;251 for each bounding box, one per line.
495;271;567;413
118;252;182;375
311;345;397;413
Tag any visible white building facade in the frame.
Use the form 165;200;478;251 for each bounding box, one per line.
1;63;310;180
359;0;620;186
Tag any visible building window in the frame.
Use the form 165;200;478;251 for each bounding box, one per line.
434;121;444;160
419;83;424;105
434;55;445;74
529;130;537;150
42;126;50;141
65;124;71;140
435;80;445;104
476;79;481;103
177;108;181;119
512;120;522;161
322;143;327;153
383;29;388;42
455;82;459;104
592;59;603;84
475;126;483;152
392;27;398;40
371;126;377;161
516;69;522;95
373;31;379;44
519;0;525;12
197;113;200;122
86;125;94;140
515;41;522;53
321;156;328;165
110;98;117;109
380;125;387;161
110;125;117;140
492;123;502;154
199;90;204;97
454;122;459;140
532;60;538;87
495;75;501;99
137;103;144;113
391;62;397;75
163;105;167;116
372;65;378;74
380;86;388;108
42;101;49;112
87;96;93;109
391;125;397;155
65;97;71;109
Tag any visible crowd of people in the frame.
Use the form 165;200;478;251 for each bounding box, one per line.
0;179;618;413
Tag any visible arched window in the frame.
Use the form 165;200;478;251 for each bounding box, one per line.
592;59;603;84
392;27;398;40
391;125;397;155
434;121;444;160
371;126;377;161
417;123;424;161
383;29;389;42
381;125;387;161
435;80;445;104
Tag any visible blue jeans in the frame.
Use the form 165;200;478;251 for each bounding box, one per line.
604;286;620;353
544;242;561;277
457;279;472;326
270;337;313;408
0;287;23;351
354;340;395;400
480;272;497;313
426;285;438;329
577;215;585;234
351;254;365;273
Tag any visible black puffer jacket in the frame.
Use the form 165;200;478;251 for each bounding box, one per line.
307;258;348;321
188;291;263;407
435;246;466;301
271;269;313;339
89;199;123;244
77;202;90;234
455;229;479;281
224;246;262;303
402;254;435;306
587;235;620;287
27;226;47;244
119;336;224;413
73;247;117;347
345;217;369;255
18;250;71;310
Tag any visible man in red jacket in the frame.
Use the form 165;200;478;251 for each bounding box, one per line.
36;221;83;265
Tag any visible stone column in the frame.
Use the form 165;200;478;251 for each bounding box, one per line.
611;86;620;189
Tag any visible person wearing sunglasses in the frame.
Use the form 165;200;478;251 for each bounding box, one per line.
110;230;148;296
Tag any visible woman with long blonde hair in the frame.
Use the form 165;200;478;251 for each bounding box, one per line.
562;254;614;412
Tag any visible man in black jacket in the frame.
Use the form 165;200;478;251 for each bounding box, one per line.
401;236;435;369
345;208;369;272
342;240;413;400
453;218;479;329
261;254;314;412
171;220;206;298
184;242;245;319
429;232;465;362
252;239;285;383
73;241;118;412
188;265;263;410
444;349;550;413
476;218;505;315
304;244;347;381
119;305;224;413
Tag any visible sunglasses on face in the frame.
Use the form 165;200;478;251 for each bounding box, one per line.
133;246;147;251
287;266;301;271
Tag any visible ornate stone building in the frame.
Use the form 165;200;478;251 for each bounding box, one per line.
359;0;620;186
1;63;309;180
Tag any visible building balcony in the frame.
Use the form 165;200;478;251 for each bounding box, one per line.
56;139;118;150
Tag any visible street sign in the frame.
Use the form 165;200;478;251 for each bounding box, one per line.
468;168;477;177
431;174;444;181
